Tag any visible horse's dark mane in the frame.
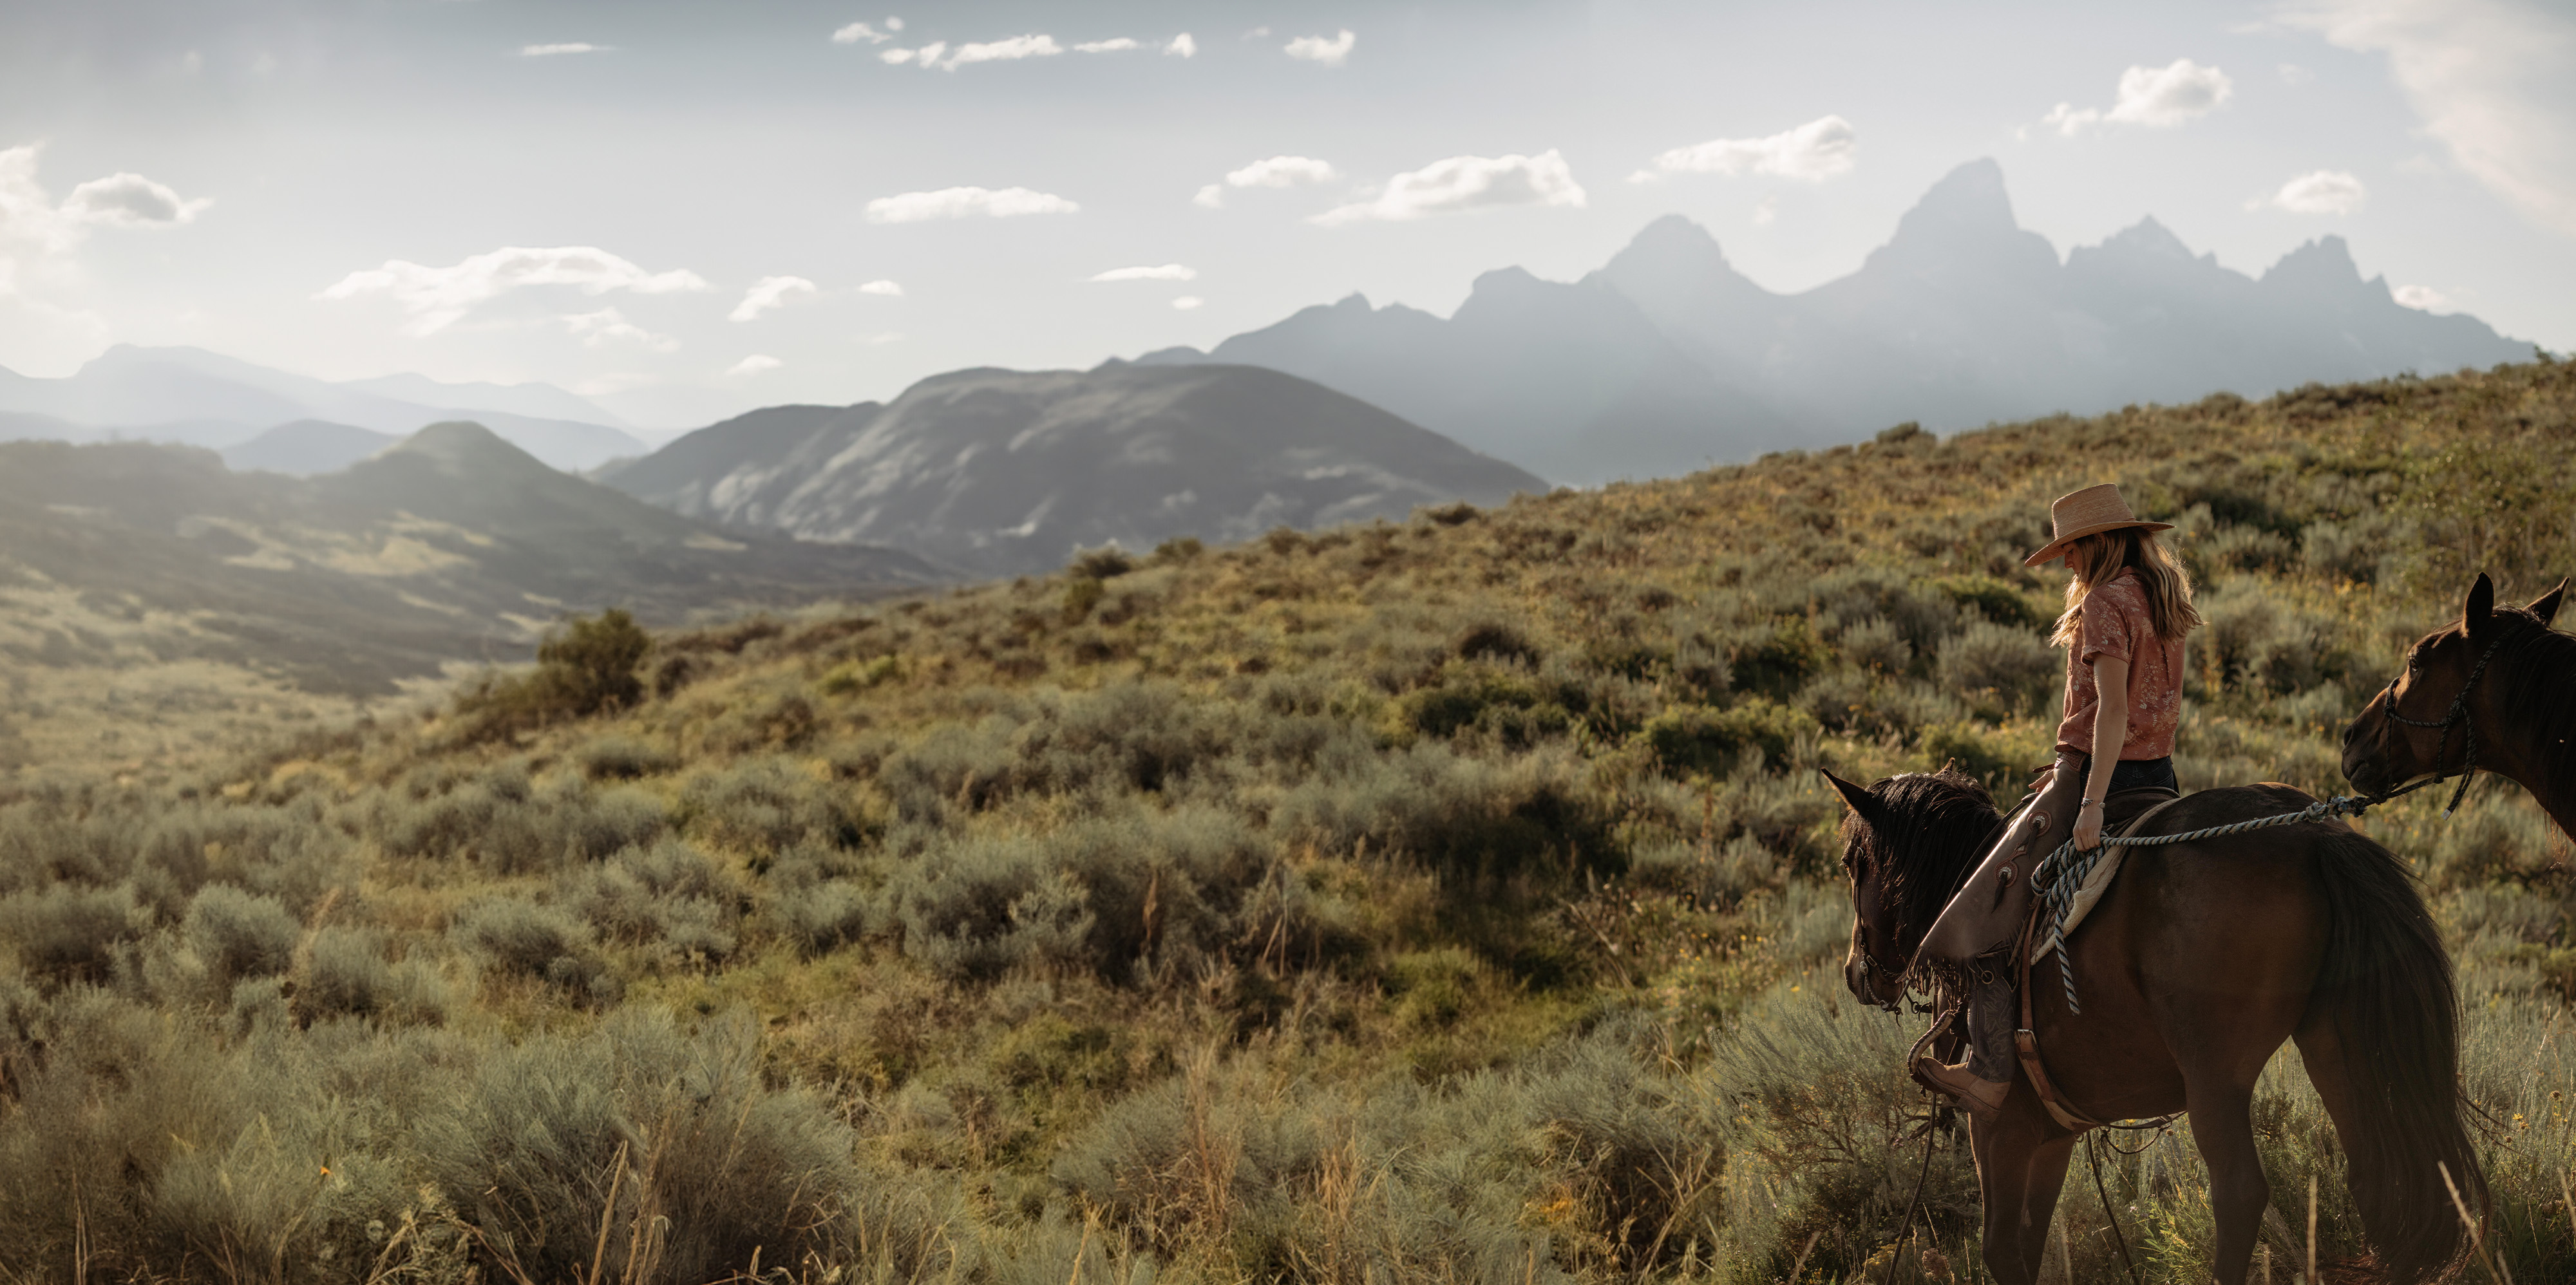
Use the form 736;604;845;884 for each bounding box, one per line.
2486;604;2576;809
1842;768;2007;946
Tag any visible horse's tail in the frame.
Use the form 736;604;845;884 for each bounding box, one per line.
2306;827;2481;1284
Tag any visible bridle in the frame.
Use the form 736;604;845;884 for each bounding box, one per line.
1851;932;1915;1014
2375;628;2512;816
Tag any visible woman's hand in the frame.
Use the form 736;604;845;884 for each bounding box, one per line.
2073;799;2105;850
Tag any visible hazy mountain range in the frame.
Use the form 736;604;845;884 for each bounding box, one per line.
0;425;939;693
0;346;652;472
596;364;1544;576
1138;159;2533;484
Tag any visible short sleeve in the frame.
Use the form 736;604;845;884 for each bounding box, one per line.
2079;578;2140;666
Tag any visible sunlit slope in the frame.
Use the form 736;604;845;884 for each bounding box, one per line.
0;424;943;780
0;361;2570;1282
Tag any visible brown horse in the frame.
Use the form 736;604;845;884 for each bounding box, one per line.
2342;572;2572;832
1830;767;2481;1285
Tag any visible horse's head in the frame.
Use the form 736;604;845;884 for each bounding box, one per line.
1824;767;2002;1011
2343;573;2565;796
1825;770;1909;1009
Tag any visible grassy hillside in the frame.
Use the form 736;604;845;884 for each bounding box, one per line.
0;427;940;783
1;361;2571;1283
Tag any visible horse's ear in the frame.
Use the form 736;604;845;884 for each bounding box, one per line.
2529;578;2568;628
2464;572;2496;637
1821;769;1878;823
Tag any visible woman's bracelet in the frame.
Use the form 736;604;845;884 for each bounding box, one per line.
2079;797;2105;807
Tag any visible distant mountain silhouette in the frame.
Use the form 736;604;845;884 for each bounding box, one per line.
1139;159;2532;483
220;420;401;476
0;426;943;693
596;365;1544;576
0;346;649;472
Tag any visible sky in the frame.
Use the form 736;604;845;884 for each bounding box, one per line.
3;0;2573;430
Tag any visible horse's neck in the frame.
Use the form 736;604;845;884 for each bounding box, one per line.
2479;674;2576;837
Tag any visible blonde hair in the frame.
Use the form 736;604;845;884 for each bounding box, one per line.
2048;527;2202;648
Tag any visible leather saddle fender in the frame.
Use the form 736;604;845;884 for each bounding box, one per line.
1919;776;2070;970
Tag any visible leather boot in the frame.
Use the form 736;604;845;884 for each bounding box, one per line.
1915;1057;2011;1120
1915;977;2015;1120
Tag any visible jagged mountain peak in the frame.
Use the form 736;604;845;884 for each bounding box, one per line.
1892;159;2020;239
2098;216;2196;262
1860;158;2060;283
2262;235;2363;285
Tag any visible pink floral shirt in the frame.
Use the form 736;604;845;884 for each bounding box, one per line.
2054;569;2188;759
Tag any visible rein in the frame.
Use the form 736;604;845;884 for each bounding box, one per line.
2376;629;2512;816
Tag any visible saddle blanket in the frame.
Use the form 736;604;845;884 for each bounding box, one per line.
2031;792;2183;964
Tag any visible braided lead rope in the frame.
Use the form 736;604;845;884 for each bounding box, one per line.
2036;793;2382;1014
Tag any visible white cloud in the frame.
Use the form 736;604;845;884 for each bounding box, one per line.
1630;115;1857;183
0;146;73;255
858;279;904;296
2043;58;2235;135
1171;296;1204;311
858;332;905;346
1285;30;1356;67
1314;151;1586;225
728;354;784;376
1089;264;1197;282
2394;284;2452;310
2282;0;2576;237
564;307;678;352
1075;38;1139;53
1166;33;1197;57
1196;156;1338;209
1752;194;1780;226
886;34;1064;70
62;172;212;228
2263;169;2369;214
1;144;208;359
1228;155;1338;189
730;275;817;322
833;21;896;45
2279;62;2316;86
316;245;712;335
863;186;1078;223
518;43;609;57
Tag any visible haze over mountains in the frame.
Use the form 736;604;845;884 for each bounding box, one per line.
0;425;939;695
596;364;1544;577
0;345;652;472
1139;159;2533;485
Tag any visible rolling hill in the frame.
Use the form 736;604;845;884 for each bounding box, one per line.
596;364;1546;576
0;346;651;471
0;424;944;777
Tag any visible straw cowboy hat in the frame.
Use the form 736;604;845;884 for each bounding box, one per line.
2022;483;2173;567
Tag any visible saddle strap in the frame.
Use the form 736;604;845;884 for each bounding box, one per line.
2014;900;2107;1132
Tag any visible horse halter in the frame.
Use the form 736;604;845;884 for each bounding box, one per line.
1851;933;1913;1014
2377;629;2510;816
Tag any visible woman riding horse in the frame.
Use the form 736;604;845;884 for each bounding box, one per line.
1830;487;2485;1285
1915;483;2202;1116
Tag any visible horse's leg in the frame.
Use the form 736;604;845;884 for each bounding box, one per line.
1971;1093;2063;1285
2015;1130;2079;1282
2183;1077;2268;1285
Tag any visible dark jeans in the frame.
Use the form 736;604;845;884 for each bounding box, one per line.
1957;753;2176;1080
